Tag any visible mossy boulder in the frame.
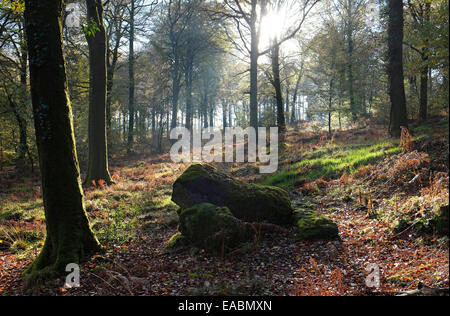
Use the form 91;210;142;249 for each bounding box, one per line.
178;203;252;253
294;209;339;241
172;164;294;225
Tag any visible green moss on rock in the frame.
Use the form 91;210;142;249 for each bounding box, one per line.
165;232;189;250
172;164;294;225
294;209;339;241
178;203;252;253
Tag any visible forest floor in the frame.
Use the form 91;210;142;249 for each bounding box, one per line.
0;118;449;296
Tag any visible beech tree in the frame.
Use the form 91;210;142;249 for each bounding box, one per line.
387;0;408;137
24;0;101;281
84;0;113;185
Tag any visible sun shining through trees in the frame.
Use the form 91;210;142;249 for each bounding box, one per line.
259;1;307;53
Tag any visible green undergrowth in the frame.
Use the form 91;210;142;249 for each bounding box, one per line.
265;139;401;189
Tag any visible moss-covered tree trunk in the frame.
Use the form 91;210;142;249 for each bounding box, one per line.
24;0;101;282
84;0;113;185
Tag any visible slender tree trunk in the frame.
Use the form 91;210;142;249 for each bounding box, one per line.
285;86;290;126
84;0;113;186
419;59;428;121
185;60;193;131
328;79;334;136
127;0;135;153
222;100;227;129
202;89;208;129
209;103;214;127
271;42;286;133
346;0;356;121
249;0;259;131
24;0;101;281
388;0;408;137
419;1;430;122
14;25;31;170
291;72;301;123
170;68;181;130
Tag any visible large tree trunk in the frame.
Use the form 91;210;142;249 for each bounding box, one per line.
388;0;408;138
84;0;113;186
24;0;101;282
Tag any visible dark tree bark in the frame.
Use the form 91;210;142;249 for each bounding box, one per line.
249;0;260;131
271;42;286;133
291;70;302;123
24;0;101;282
184;58;193;131
127;0;135;153
328;79;334;136
84;0;113;186
222;99;227;129
170;65;181;130
388;0;408;138
285;86;289;126
419;1;430;122
419;60;428;121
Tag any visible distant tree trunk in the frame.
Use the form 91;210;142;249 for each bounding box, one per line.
170;67;181;130
11;24;31;171
419;1;430;122
271;41;286;133
24;0;101;281
202;89;208;129
222;100;227;129
127;0;135;153
249;0;260;132
106;21;122;137
229;103;233;127
285;86;290;126
346;0;356;121
419;59;428;121
328;78;334;136
185;59;193;131
209;103;214;128
84;0;113;186
388;0;408;138
291;74;301;123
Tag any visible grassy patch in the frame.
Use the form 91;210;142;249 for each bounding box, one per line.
265;139;401;189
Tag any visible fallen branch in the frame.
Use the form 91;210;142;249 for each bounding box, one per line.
397;283;449;296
